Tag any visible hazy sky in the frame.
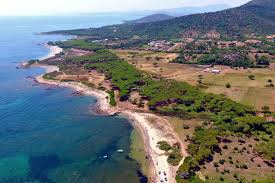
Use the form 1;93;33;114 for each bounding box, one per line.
0;0;251;16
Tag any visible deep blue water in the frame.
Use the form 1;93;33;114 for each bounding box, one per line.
0;15;146;183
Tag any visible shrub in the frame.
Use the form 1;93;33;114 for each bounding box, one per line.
224;169;230;173
262;106;270;113
183;124;190;129
223;145;228;149
248;75;255;80
157;141;172;152
241;164;248;169
219;159;225;165
107;90;117;106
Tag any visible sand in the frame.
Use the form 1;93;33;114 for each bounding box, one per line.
39;44;63;61
36;71;187;183
34;45;187;183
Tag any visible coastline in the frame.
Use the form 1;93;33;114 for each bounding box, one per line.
34;45;187;183
39;44;63;61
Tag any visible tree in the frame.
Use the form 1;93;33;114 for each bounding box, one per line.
262;106;270;113
233;115;266;133
256;56;270;65
248;75;255;80
226;84;231;88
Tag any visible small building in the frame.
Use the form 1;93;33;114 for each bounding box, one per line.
210;69;221;74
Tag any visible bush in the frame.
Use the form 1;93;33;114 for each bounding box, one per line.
214;162;219;167
107;90;117;106
223;145;228;149
167;148;183;166
248;75;255;80
241;164;248;169
183;124;190;129
42;71;61;80
157;141;172;152
219;159;225;165
226;84;231;88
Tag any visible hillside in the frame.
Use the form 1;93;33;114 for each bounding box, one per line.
124;14;173;24
49;0;275;39
161;4;231;16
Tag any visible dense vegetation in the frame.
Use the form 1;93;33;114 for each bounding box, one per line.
172;42;273;68
66;49;120;64
157;141;183;166
52;39;275;182
42;71;61;80
157;141;172;152
48;0;275;39
51;39;105;51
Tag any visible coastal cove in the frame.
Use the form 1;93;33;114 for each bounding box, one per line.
2;1;275;183
34;48;187;183
0;15;150;183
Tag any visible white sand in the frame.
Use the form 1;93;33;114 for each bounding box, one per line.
125;112;183;183
39;44;63;61
35;64;187;183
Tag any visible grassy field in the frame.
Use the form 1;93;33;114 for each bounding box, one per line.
166;117;201;143
114;49;275;111
202;69;275;111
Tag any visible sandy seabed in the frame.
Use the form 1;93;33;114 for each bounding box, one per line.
34;45;187;183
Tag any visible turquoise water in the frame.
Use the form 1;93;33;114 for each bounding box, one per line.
0;15;146;183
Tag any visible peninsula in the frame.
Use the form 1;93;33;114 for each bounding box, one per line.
30;0;275;182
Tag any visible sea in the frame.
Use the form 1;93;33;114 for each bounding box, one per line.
0;14;147;183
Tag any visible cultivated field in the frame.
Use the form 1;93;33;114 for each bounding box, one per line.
114;49;275;111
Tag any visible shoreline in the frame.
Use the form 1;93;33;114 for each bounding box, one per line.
34;45;187;183
39;43;63;61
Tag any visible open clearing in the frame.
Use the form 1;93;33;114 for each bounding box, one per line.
114;49;275;111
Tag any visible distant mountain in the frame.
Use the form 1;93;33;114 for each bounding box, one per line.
159;4;232;16
124;14;173;24
49;0;275;39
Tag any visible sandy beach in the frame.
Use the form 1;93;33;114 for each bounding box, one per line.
34;45;187;183
39;44;63;61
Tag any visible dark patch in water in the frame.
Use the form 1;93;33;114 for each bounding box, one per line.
88;138;121;166
137;170;148;183
28;154;61;182
125;155;134;161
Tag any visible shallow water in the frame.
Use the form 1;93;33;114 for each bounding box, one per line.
0;15;146;183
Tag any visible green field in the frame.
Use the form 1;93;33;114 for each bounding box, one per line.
203;71;275;111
